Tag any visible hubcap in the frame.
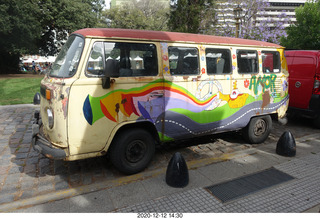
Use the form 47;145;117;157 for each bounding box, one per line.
125;140;147;163
254;119;267;136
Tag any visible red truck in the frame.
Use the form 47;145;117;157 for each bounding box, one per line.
285;50;320;128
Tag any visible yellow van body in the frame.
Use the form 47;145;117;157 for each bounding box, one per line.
32;28;289;174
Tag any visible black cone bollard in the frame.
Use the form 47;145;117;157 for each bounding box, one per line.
166;152;189;188
33;92;40;105
276;131;296;157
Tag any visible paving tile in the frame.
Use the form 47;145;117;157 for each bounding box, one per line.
69;190;114;213
107;181;150;209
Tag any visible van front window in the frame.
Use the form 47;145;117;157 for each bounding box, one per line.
49;35;84;78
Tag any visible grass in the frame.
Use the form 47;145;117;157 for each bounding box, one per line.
0;77;43;105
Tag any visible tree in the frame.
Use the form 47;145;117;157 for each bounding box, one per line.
168;0;217;34
215;0;290;44
101;0;169;31
0;0;41;74
0;0;104;74
280;0;320;49
37;0;104;56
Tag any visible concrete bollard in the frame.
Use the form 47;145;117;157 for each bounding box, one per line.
166;152;189;188
276;131;296;157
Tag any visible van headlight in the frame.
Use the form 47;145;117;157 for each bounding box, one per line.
47;108;54;129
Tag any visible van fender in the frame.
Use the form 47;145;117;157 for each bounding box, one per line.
102;120;159;153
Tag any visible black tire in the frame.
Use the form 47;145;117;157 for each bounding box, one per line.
242;115;272;144
313;115;320;129
109;128;155;175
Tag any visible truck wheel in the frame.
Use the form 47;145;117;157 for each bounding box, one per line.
242;115;272;144
109;128;155;175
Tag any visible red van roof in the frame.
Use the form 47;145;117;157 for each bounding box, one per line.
73;28;282;48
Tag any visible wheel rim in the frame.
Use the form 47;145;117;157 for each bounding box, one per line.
254;119;267;136
125;140;147;163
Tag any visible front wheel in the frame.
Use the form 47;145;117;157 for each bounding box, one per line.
242;115;272;144
109;128;155;175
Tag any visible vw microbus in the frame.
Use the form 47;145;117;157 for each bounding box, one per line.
32;28;289;174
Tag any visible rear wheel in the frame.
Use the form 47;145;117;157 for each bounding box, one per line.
242;115;272;144
109;128;155;175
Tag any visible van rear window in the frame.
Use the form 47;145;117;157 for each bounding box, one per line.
262;51;281;73
237;50;259;74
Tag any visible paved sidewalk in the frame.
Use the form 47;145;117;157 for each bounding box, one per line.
0;104;320;213
2;134;320;213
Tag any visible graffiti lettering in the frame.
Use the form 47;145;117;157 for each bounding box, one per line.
249;74;277;95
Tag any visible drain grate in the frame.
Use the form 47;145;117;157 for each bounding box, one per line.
206;168;294;203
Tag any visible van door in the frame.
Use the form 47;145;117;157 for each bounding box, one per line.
288;55;316;109
68;40;163;157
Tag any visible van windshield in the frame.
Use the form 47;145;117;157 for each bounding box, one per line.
49;35;84;78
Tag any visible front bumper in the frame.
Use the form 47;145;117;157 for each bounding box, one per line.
32;110;66;160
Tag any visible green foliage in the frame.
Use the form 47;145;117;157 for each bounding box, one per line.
37;0;104;55
0;0;41;55
101;0;169;31
0;0;41;74
280;1;320;49
0;77;43;105
0;0;104;74
168;0;216;34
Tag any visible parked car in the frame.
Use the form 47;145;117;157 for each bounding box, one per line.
285;50;320;128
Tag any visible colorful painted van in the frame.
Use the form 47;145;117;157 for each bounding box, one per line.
32;28;289;174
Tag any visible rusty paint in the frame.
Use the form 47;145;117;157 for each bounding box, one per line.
261;90;270;109
192;77;199;82
61;97;68;119
115;103;120;113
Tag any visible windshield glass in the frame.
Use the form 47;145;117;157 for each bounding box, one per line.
49;35;84;78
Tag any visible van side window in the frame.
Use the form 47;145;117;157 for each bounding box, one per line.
205;48;232;74
111;42;158;77
86;42;158;77
262;51;281;73
237;50;259;74
87;42;104;76
168;47;199;75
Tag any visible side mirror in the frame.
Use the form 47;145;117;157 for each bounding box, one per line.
102;59;120;89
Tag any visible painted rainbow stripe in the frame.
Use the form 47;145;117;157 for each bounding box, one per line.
83;80;218;125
